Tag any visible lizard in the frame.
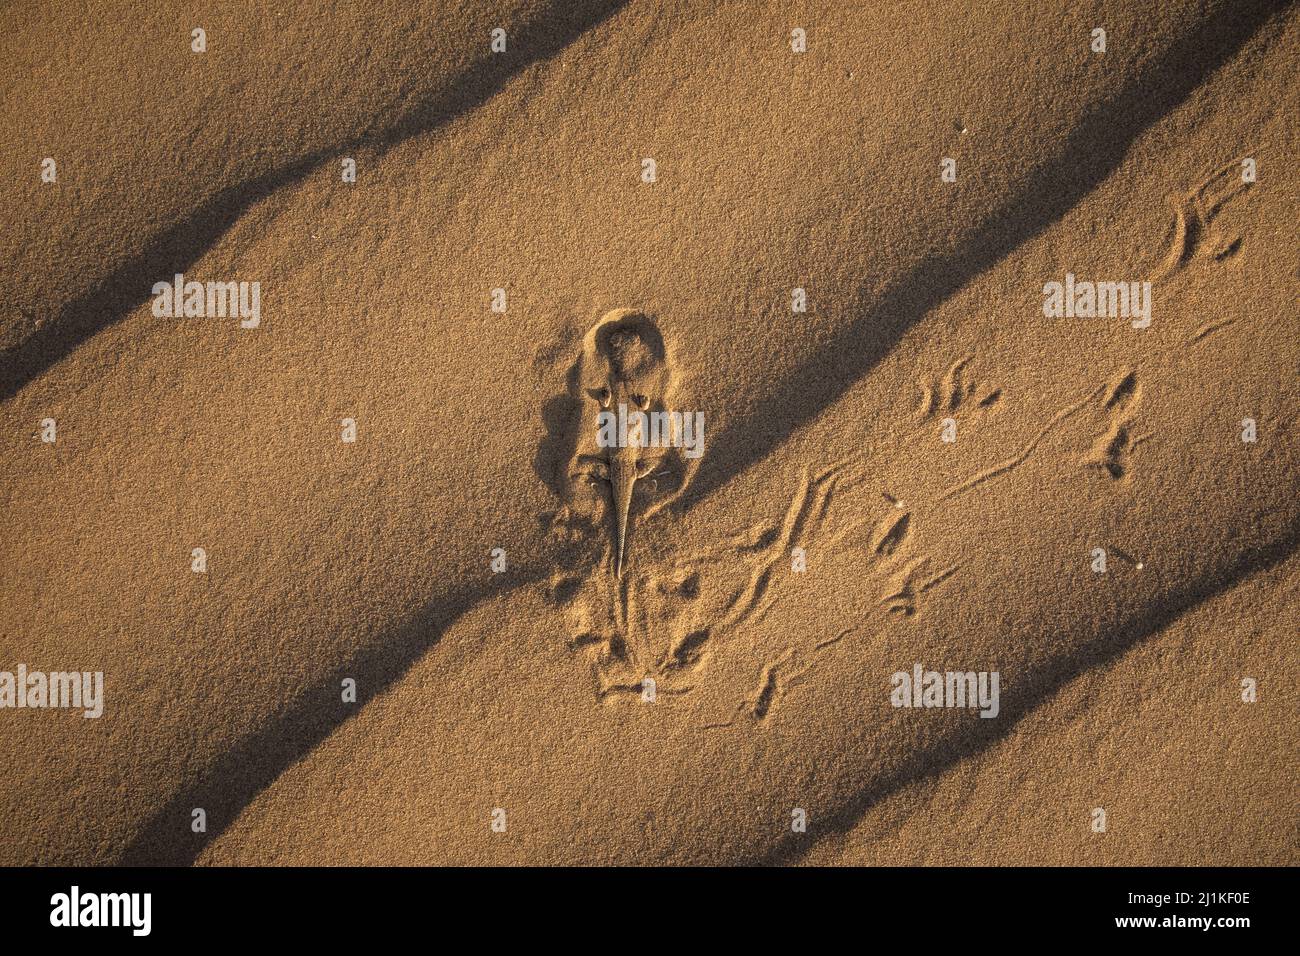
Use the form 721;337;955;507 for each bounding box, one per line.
577;331;664;578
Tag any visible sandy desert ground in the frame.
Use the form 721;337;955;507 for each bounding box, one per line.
1;0;1297;866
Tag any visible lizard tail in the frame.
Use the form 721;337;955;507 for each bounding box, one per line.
615;511;628;578
611;463;636;579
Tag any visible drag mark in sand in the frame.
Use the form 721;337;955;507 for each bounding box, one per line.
1188;316;1239;345
938;369;1149;500
938;384;1107;501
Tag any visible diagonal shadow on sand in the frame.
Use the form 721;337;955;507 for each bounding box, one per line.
672;0;1292;513
118;0;1292;865
753;518;1300;866
0;0;631;403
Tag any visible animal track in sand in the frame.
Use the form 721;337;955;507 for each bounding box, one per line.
551;359;1167;713
556;357;1135;715
548;451;960;708
548;562;712;702
549;353;1165;712
880;556;964;618
936;369;1150;500
702;650;812;729
1188;316;1239;345
1080;370;1151;481
1141;160;1256;346
1150;158;1253;282
915;356;1003;423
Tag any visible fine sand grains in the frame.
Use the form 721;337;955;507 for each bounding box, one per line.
1;0;1296;865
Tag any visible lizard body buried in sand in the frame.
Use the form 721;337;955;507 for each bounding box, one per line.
584;331;663;578
565;312;702;582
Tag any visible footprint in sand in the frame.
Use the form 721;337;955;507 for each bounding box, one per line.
915;356;1003;424
1151;158;1254;282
